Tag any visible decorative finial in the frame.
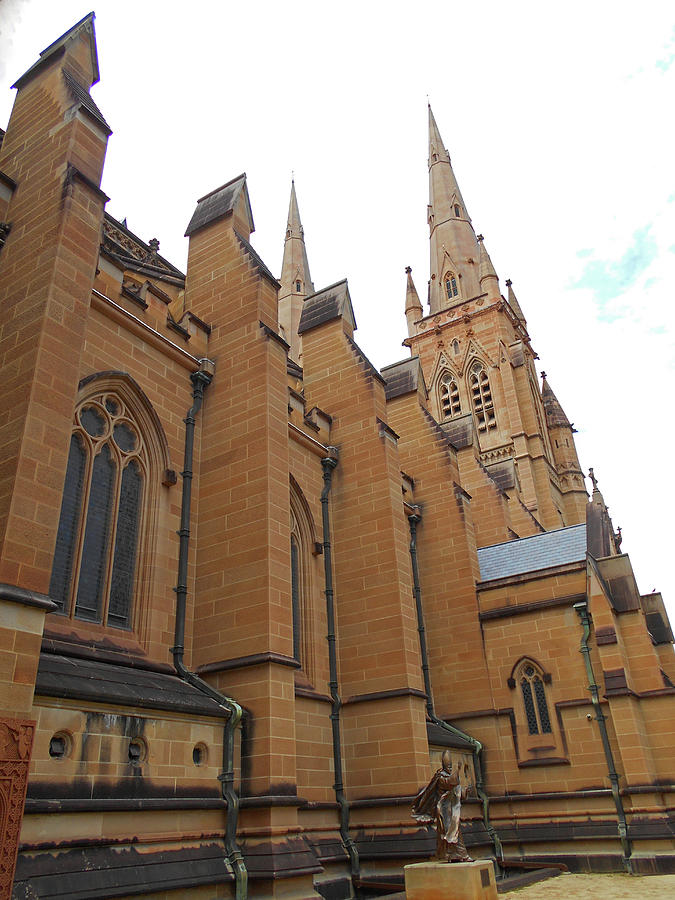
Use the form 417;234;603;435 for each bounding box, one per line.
615;526;623;550
149;238;160;255
588;468;598;490
405;266;412;274
291;169;295;183
541;371;547;379
477;234;484;242
505;278;512;287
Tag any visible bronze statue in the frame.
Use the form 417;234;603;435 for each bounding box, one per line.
412;750;472;863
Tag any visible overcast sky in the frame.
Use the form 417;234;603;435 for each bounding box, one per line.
2;2;674;623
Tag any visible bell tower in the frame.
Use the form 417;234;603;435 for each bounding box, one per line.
404;107;587;532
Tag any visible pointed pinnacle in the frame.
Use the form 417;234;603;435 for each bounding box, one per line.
505;278;527;325
541;373;572;429
405;266;423;314
478;235;498;285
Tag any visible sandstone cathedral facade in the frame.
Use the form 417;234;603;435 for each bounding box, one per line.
0;14;673;900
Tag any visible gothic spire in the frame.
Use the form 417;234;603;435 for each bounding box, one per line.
280;179;314;298
278;179;314;363
404;266;423;339
427;105;480;313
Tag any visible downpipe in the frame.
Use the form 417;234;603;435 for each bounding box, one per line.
574;598;633;874
408;510;503;865
172;360;248;900
320;454;360;887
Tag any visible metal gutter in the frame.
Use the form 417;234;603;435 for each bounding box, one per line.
408;508;503;864
172;359;248;899
574;594;633;873
320;453;360;886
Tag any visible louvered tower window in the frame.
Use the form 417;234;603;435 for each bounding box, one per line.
50;392;148;629
520;664;552;735
469;362;496;432
440;374;462;420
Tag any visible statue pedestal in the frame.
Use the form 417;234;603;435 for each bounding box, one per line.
404;860;497;900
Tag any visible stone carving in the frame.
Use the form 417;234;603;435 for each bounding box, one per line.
412;750;472;863
0;718;35;897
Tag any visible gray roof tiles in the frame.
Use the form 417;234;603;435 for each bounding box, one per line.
477;523;587;582
381;357;426;400
185;174;253;237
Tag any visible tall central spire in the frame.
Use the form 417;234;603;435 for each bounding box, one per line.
279;179;314;362
427;105;480;313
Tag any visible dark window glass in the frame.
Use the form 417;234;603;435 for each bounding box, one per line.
108;460;143;628
296;280;301;292
291;536;301;660
454;204;461;217
105;398;119;415
49;434;86;611
74;444;115;622
113;422;137;453
521;678;538;734
533;677;552;733
80;406;105;437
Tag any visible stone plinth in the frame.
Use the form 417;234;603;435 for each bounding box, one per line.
404;860;497;900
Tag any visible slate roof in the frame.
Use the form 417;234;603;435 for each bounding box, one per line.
381;357;427;400
184;174;253;237
63;70;111;135
36;654;229;718
477;523;587;582
12;11;100;90
298;279;356;335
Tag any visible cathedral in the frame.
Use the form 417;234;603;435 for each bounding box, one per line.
1;13;674;900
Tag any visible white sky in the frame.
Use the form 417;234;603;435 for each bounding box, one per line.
2;2;674;625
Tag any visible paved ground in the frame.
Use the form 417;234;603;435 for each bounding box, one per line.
506;872;675;897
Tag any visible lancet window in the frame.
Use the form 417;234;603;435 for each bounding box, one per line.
518;661;552;736
50;386;153;629
445;272;459;300
439;372;462;420
469;361;496;432
289;480;318;682
454;204;461;218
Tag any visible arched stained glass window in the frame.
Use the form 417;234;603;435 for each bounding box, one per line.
469;361;496;432
50;389;150;630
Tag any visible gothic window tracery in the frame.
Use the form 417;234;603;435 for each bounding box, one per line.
518;661;552;735
468;361;496;432
50;388;151;629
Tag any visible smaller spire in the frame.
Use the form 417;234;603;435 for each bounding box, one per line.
505;278;527;326
405;266;423;339
541;373;572;429
477;234;499;290
279;179;314;362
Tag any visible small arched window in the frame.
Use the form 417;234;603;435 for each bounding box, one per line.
454;204;461;218
296;280;302;293
439;373;462;420
519;662;552;735
290;480;319;682
469;362;496;432
445;272;458;300
50;384;161;630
